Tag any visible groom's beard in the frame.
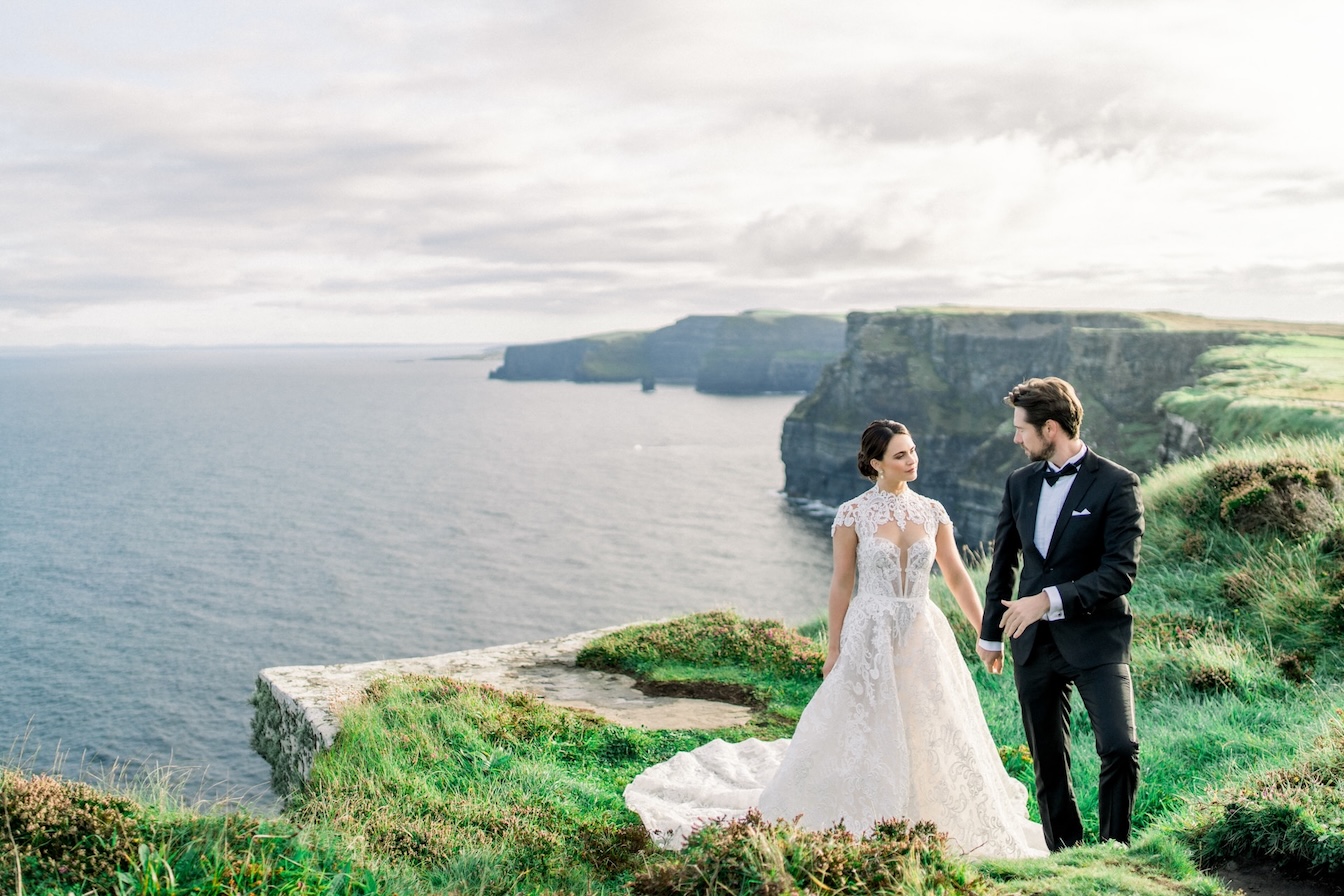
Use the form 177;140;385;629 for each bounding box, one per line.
1025;446;1053;463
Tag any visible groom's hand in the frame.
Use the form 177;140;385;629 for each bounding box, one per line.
976;646;1003;675
999;592;1050;639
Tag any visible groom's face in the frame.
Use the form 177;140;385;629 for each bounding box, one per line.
1012;407;1053;463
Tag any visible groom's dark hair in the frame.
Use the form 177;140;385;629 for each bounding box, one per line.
857;419;910;480
1005;377;1084;439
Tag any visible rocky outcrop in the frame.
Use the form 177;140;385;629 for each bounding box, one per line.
1158;411;1210;465
250;625;752;800
489;311;846;394
782;310;1243;547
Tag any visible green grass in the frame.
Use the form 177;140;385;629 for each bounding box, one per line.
974;837;1224;896
289;676;725;894
7;435;1344;894
1171;709;1344;879
1158;335;1344;443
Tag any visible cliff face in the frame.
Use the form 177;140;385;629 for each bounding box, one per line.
697;313;850;394
489;312;846;393
644;315;725;384
782;311;1241;546
488;333;647;383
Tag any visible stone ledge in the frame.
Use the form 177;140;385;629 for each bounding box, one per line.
250;623;755;799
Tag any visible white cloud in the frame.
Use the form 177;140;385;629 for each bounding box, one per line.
2;0;1344;345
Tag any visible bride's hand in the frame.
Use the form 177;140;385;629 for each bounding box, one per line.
977;646;1004;675
823;655;838;678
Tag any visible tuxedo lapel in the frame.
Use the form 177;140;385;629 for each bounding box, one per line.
1021;465;1046;560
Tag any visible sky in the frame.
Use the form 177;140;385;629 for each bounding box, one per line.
3;0;1343;347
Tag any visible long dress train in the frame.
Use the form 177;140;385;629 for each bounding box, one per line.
623;487;1047;859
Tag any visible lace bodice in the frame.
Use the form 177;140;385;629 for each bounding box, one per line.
834;487;950;607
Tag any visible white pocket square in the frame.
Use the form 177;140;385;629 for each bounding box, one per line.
1071;509;1091;517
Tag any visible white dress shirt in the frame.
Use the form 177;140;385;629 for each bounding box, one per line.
980;446;1088;653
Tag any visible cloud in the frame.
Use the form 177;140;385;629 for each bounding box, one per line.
2;0;1344;344
1260;176;1344;207
728;206;928;275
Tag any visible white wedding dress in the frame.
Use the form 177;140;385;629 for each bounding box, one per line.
624;487;1047;858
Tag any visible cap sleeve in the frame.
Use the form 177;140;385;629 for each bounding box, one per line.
831;498;860;537
931;498;951;527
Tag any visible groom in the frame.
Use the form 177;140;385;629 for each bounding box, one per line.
977;376;1144;852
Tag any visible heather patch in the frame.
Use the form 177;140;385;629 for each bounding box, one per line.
1208;458;1340;538
0;770;140;891
628;811;993;896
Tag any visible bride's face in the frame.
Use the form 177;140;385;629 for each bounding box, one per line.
872;434;918;486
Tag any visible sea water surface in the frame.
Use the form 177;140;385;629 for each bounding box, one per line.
0;347;834;806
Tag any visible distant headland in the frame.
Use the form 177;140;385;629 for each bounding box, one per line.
488;309;847;394
494;306;1344;547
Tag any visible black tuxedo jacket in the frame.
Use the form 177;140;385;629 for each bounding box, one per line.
980;449;1144;669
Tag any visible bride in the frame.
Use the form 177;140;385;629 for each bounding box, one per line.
624;420;1047;859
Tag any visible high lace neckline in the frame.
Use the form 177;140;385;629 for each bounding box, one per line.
874;486;916;500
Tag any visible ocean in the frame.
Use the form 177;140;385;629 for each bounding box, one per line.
0;346;835;807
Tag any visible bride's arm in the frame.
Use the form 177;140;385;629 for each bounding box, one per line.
824;525;858;677
934;521;984;633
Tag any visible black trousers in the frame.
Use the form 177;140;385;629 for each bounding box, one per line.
1014;622;1140;851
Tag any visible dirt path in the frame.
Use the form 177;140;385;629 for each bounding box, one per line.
1213;860;1341;895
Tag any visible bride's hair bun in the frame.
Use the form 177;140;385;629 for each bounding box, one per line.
856;419;910;480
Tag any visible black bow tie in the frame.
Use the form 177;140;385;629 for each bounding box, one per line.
1043;462;1079;486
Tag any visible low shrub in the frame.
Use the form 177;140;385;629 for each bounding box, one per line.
0;770;140;891
1218;480;1274;528
1181;530;1208;560
629;810;993;896
1313;469;1344;500
1206;460;1260;498
1319;525;1344;559
1274;651;1314;684
0;773;392;896
1210;458;1339;538
1220;570;1259;607
1187;666;1236;694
